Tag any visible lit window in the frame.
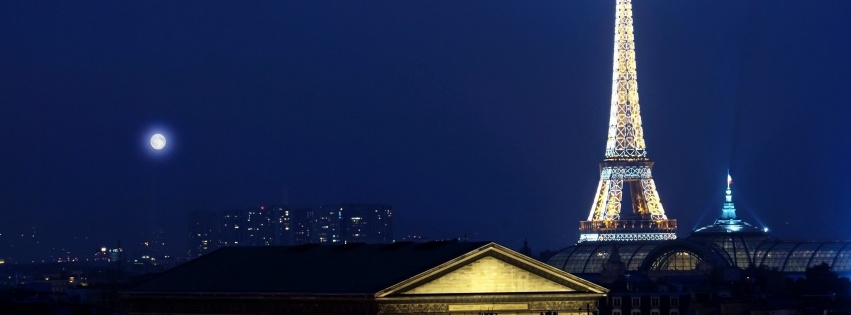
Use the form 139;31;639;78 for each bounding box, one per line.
650;250;700;271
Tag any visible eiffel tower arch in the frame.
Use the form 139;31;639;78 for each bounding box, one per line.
578;0;677;242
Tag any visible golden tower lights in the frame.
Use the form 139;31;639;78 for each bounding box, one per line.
579;0;677;242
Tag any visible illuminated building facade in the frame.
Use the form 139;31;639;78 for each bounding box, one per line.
139;228;167;261
94;245;123;263
580;0;675;243
220;210;245;246
187;210;218;257
287;207;314;245
267;204;301;245
337;203;394;244
312;206;343;243
197;203;393;249
288;204;393;244
124;242;607;315
245;206;276;246
220;206;276;247
220;209;245;246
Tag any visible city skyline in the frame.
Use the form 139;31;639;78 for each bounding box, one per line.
0;202;396;263
3;0;851;261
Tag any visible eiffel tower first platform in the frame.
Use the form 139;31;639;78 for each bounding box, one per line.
579;0;676;242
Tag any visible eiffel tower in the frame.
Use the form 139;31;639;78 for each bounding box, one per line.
578;0;677;242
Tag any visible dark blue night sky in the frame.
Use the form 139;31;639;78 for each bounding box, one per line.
2;0;851;260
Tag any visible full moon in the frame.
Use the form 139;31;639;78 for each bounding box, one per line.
150;134;166;150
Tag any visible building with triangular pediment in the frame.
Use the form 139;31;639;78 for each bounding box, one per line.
123;241;607;314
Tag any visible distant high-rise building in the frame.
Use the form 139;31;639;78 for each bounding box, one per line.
335;204;393;244
245;206;276;246
221;210;245;247
312;206;342;243
207;203;393;249
139;227;167;259
276;204;392;244
289;207;314;245
95;243;124;263
220;206;277;247
187;210;219;257
265;205;293;245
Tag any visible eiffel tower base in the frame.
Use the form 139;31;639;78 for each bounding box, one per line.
578;219;677;242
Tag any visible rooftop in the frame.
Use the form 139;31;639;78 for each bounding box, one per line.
129;241;494;294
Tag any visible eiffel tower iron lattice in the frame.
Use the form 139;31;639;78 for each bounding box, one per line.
578;0;677;242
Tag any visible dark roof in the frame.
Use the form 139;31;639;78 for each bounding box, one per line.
129;241;490;295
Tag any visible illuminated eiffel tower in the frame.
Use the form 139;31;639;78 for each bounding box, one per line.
578;0;677;242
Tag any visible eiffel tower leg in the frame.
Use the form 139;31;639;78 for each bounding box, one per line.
604;179;623;221
588;179;608;221
640;178;667;220
588;177;623;222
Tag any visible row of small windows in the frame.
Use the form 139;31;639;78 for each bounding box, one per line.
612;310;678;315
611;296;679;308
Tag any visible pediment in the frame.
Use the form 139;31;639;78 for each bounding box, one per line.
377;243;607;297
402;256;573;294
